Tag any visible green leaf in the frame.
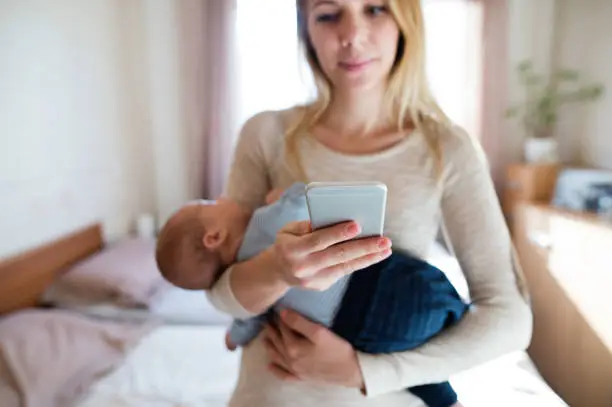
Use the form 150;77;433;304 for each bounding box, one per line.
589;84;605;99
526;74;543;86
518;60;533;73
555;69;580;81
506;60;605;134
505;107;520;118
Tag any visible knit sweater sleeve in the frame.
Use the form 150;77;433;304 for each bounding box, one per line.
356;128;533;397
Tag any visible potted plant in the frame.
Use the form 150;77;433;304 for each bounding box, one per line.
505;60;604;164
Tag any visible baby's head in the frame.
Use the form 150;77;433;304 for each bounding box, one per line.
155;200;250;290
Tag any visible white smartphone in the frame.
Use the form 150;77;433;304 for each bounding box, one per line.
305;181;387;239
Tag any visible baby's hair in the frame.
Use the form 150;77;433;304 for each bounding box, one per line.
155;212;223;290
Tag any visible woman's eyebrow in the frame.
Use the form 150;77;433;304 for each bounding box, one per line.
312;0;338;9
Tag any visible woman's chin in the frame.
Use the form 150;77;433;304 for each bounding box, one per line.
334;75;383;94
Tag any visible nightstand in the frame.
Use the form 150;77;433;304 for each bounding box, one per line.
513;202;612;407
503;163;560;233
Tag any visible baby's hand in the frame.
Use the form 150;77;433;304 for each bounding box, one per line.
225;331;237;351
265;188;285;205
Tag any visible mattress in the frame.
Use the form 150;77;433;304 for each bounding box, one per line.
76;325;566;407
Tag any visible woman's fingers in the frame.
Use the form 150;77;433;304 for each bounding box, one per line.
279;310;325;343
264;338;291;370
267;361;300;381
305;236;391;272
311;250;392;283
264;325;302;380
279;220;312;236
274;220;392;289
298;249;391;291
289;221;361;257
265;324;289;358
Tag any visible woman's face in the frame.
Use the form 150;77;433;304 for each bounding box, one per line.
305;0;400;93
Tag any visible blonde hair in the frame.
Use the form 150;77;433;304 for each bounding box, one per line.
287;0;452;181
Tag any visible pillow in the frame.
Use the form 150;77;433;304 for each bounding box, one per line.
42;237;170;309
0;309;154;407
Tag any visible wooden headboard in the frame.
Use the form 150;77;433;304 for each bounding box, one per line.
0;224;104;315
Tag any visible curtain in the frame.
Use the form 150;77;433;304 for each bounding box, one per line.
178;0;239;200
478;0;509;187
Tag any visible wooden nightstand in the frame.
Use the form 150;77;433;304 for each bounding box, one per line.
513;202;612;406
503;163;560;233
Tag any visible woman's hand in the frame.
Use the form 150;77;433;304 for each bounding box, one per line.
271;220;392;291
214;219;390;316
263;309;365;390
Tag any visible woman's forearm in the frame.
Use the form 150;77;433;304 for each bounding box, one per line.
356;295;532;397
207;247;290;318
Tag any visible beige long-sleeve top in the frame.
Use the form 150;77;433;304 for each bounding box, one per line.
207;108;533;407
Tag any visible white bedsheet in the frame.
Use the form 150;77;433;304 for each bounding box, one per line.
78;325;566;407
78;326;239;407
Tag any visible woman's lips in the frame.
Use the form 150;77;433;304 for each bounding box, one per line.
338;59;373;72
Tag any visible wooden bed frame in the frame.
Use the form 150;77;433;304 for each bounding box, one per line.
0;224;104;315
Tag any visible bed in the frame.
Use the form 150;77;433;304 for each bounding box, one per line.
0;223;568;407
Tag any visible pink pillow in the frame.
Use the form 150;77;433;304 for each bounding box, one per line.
44;237;168;308
0;309;154;407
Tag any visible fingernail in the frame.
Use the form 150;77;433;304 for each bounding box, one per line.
346;222;359;235
378;238;391;249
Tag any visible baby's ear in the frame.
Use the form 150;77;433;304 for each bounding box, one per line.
203;229;226;251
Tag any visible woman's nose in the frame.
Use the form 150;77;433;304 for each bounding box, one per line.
338;13;366;48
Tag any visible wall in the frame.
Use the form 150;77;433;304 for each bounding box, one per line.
0;0;194;258
502;0;611;171
552;0;612;169
502;0;558;169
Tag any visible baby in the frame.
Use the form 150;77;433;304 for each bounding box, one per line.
155;184;306;290
155;183;468;407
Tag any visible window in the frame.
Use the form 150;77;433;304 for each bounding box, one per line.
423;0;483;139
235;0;313;126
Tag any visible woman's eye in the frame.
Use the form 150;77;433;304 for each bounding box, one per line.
316;13;340;23
366;5;387;17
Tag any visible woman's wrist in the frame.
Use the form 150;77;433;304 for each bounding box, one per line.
228;247;291;314
258;246;292;291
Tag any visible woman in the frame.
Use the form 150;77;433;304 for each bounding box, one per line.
206;0;532;406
